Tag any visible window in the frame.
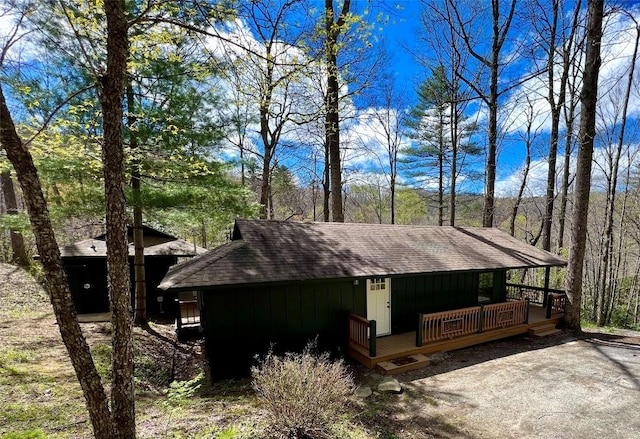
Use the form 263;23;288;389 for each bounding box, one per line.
478;272;494;303
369;278;386;291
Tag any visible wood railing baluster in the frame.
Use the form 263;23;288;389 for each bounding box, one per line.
348;313;377;357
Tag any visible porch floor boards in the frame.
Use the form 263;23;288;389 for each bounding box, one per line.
348;306;562;369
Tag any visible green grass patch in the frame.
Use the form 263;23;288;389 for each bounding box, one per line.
1;430;48;439
0;348;35;376
91;343;112;381
0;402;78;436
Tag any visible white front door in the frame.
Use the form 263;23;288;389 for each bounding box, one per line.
366;278;391;336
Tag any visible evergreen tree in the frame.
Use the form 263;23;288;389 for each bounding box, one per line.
403;65;480;225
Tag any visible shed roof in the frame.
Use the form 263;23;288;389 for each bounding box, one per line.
59;225;204;258
158;219;567;291
60;238;203;258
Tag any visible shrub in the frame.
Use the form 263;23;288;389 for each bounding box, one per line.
163;371;204;407
251;342;354;439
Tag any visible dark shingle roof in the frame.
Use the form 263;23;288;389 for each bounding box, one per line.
59;238;204;257
158;219;567;291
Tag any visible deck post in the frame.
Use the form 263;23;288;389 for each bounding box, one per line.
543;267;551;307
525;298;530;323
478;304;484;333
546;294;553;319
369;320;377;357
416;313;424;347
175;298;182;332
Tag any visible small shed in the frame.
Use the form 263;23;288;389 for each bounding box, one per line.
159;219;567;379
61;225;203;317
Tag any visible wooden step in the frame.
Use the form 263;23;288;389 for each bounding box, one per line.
531;328;562;337
376;354;430;375
528;322;561;337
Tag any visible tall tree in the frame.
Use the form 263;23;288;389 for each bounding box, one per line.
534;0;582;252
405;67;450;225
418;1;476;226
404;64;480;226
593;11;640;325
97;0;135;435
0;170;30;265
444;0;519;227
0;3;117;436
565;0;604;331
221;0;310;219
361;73;408;224
1;80;117;439
509;96;539;237
324;0;350;222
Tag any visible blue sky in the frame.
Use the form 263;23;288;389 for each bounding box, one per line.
4;1;640;200
380;1;425;99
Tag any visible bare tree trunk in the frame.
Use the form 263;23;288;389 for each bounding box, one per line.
390;173;396;224
542;0;560;251
323;143;330;221
556;1;583;251
509;99;534;237
128;83;146;325
438;143;444;226
259;110;273;220
447;0;516;228
483;0;517;228
565;0;604;331
100;1;135;436
596;17;639;326
1;84;115;438
543;0;581;251
325;0;349;223
557;99;576;250
0;171;30;265
449;102;457;226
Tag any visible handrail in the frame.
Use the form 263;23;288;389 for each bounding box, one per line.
348;313;376;357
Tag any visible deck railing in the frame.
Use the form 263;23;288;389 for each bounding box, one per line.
506;283;566;304
417;306;482;346
417;300;529;346
546;292;567;318
348;313;376;357
176;299;199;332
483;300;528;331
506;283;567;318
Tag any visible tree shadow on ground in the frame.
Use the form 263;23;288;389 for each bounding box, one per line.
580;331;640;391
349;332;578;438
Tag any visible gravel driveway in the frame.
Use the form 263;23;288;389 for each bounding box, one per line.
397;331;640;438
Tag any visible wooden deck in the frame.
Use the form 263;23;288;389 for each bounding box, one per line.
348;305;562;371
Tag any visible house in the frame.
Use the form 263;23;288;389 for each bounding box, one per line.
60;225;203;318
158;219;567;379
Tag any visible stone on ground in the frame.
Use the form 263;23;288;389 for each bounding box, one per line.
377;377;402;394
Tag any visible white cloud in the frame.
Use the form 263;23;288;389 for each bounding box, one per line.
501;8;640;136
496;142;640;197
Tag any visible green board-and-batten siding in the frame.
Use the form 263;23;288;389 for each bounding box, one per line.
200;269;508;379
391;270;506;333
201;278;365;378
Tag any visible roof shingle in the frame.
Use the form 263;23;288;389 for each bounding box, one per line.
158;219;567;291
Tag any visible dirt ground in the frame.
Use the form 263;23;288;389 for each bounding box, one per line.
2;263;640;438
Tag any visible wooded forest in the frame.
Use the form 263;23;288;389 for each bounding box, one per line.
3;0;639;327
1;0;634;436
